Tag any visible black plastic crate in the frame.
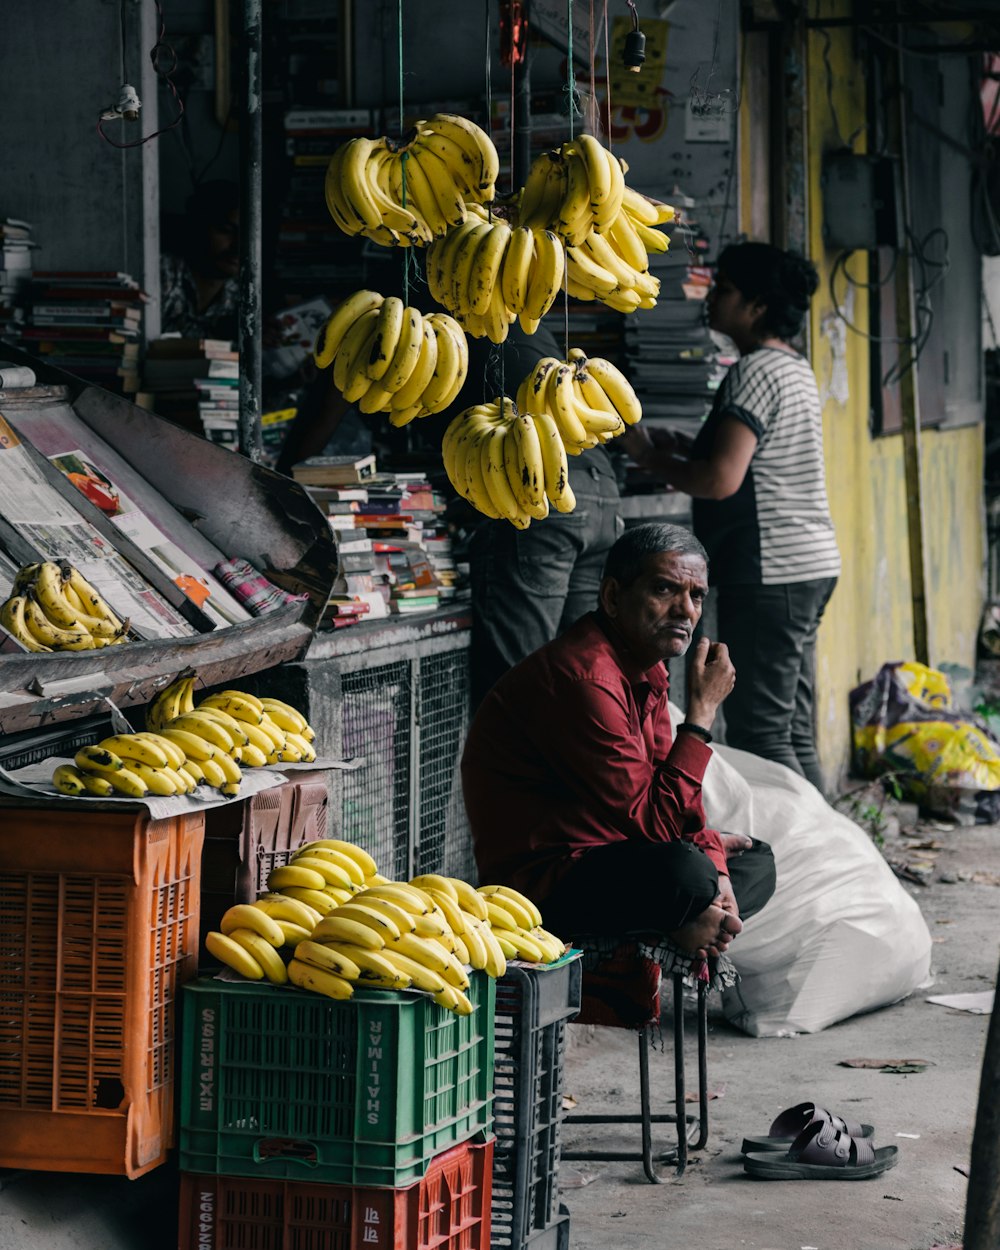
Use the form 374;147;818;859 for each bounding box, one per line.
491;959;582;1250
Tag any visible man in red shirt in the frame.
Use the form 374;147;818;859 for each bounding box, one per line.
461;522;775;958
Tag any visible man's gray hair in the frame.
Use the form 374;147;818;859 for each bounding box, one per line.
602;523;708;588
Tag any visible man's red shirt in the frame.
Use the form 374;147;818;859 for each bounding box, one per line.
461;611;727;902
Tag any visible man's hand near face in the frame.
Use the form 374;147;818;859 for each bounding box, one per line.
685;636;736;730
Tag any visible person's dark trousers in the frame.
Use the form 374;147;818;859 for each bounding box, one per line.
540;837;776;937
469;461;622;708
716;578;837;791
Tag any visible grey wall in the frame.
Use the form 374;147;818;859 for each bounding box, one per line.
0;0;161;328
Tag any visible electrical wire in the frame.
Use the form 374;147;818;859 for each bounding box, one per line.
97;0;185;149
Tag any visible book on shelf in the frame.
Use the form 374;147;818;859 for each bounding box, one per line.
292;452;376;486
146;336;235;359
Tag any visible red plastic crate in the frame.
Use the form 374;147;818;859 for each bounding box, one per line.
0;806;204;1178
199;776;329;943
178;1137;494;1250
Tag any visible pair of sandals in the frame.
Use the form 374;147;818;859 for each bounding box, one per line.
741;1101;899;1180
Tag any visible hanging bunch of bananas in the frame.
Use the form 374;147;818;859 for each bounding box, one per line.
563;188;673;313
324;113;499;247
1;561;129;653
442;396;575;528
314;289;469;425
516;350;642;457
425;204;565;342
518;134;626;243
52;732;196;799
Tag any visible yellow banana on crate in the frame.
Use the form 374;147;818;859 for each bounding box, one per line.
52;764;86;795
272;919;312;947
227;928;289;984
362;882;434;915
331;902;403;941
205;931;265;980
278;885;339;916
290;855;354;890
254;895;322;929
294;940;362;981
220;904;284;947
477;884;541;930
287;958;354;1000
354;894;417;934
379;949;446;994
298;846;366;885
448;878;489;922
326;944;410;989
267;864;327;892
311;913;387;950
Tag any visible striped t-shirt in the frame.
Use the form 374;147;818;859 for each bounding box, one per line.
691;347;841;586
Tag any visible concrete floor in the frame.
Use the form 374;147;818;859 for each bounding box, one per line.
0;805;994;1250
558;811;998;1250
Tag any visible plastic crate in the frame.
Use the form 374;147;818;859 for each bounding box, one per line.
178;1137;494;1250
491;958;582;1250
198;775;329;944
0;806;204;1178
179;972;495;1186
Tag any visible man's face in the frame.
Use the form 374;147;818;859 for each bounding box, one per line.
205;210;240;279
601;550;708;668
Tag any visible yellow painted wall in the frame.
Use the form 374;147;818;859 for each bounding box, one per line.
741;14;985;784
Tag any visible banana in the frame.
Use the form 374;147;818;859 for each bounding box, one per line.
279;885;338;915
379;305;424;394
396;146;449;236
369;146;426;238
314;290;384;368
387;931;450;975
1;596;51;652
300;839;378;878
479;884;544;928
201;691;264;725
255;895;322;929
411;145;468;229
333;308;382;400
608;207;649;271
410;909;449;939
451;934;471;965
127;761;180;795
477;887;536;931
523;229;565;321
379;949;446;993
555;147;595;246
178;763;203;789
258;697;308;733
193;706;250;747
496;935;518;960
338;137;385;232
323;943;410;989
169;710;238;752
437;947;471;989
482;423;530;528
409;872;459;904
268;864;328;892
20;595;94;650
449;878;490;922
484;899;519;931
581;356;643;425
510;413;548;516
548;364;590;448
159;726;214;763
504;929;547;963
285;731;317;762
502;417;536;518
228;928;288;983
237;742;268;769
324;886;355;907
80;772;115;797
391;317;438;411
287;958;353;1000
97;734;169;770
419;317;468;413
31;562;89;631
459;917;489;970
413;127;479;194
449;222;493;315
476;920;508;978
240;720;283;756
294;940;361;981
331;903;403;941
311;913;386;950
134;732;187;770
424;112;499;199
362;882;434;915
62;566;127;638
565;244;619;297
12;563;42;594
297;846;365;885
75;745;123;773
364;296;405;382
205;930;265;980
220;904;284;946
290;855;354;890
435;986;474;1015
353;893;417;934
52;764;86;795
633;219;671;255
499;226;535;316
534;927;566;961
527;408;574;511
520;151;567;229
272;919;311;947
468;221;511;317
198;757;228;789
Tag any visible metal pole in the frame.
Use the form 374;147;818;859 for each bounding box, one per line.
512;0;533;188
239;0;263;462
892;36;931;664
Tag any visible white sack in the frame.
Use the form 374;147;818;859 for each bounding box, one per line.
673;706;933;1036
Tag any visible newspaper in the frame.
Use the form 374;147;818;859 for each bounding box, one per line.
0;415;194;639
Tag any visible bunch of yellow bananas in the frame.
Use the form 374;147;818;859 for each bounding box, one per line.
1;561;129;653
564;188;672;312
314;290;468;426
442;396;574;528
210;846;568;1015
516;350;642;457
324;114;499;248
425;205;565;342
519;134;627;244
53;732;197;798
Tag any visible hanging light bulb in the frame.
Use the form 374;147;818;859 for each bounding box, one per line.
622;0;646;73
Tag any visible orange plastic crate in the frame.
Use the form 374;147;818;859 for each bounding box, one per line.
178;1138;494;1250
0;806;204;1178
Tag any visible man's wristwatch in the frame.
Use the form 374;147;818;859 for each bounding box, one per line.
678;721;712;743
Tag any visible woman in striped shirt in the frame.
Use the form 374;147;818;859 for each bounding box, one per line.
624;242;840;790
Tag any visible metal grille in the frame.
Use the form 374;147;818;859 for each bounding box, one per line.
415;649;475;881
340;660;412;880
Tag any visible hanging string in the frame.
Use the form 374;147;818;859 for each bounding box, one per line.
562;0;576;359
589;0;597;136
397;0;414;305
603;0;612;144
484;0;505;406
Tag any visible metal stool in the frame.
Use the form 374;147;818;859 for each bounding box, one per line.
561;945;709;1182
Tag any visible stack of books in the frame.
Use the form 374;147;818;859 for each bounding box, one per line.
291;455;457;628
622;192;730;441
276;108;374;291
137;338;239;442
22;271;146;392
0;217;35;342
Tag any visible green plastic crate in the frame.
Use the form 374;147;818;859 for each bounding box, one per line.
179;973;494;1186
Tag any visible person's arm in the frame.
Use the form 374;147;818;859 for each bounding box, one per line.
625;414;758;500
275;371;351;475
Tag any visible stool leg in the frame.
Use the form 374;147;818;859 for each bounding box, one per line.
672;972;687;1178
695;980;710;1150
637;1028;663;1184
